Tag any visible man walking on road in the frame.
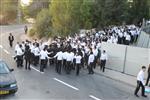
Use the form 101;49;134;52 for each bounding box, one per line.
134;66;147;97
100;50;108;72
8;33;14;47
24;25;28;34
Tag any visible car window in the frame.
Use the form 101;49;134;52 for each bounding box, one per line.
0;62;10;74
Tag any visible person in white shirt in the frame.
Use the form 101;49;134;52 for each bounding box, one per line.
54;49;63;74
62;49;68;69
34;43;40;66
134;66;147;98
39;47;49;72
93;46;98;69
107;37;113;43
100;50;108;72
125;33;131;45
15;42;20;53
88;52;95;74
75;53;82;76
16;44;24;67
66;50;73;74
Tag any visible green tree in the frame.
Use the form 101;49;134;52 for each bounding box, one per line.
33;8;52;38
131;0;150;24
100;0;128;26
49;0;93;37
22;0;50;18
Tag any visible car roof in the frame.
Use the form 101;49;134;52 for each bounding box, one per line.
0;59;3;61
0;59;5;63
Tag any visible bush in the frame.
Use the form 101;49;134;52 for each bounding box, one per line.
34;9;52;38
29;28;36;37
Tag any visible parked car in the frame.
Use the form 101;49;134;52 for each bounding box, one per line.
0;59;18;95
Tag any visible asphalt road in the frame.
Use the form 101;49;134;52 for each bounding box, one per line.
0;25;149;100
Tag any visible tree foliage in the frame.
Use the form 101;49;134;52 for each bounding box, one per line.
22;0;50;18
49;0;94;37
31;0;150;37
33;8;51;38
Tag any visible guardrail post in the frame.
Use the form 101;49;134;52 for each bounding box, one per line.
123;46;128;73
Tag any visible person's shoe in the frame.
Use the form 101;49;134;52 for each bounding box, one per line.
134;94;139;97
141;95;147;97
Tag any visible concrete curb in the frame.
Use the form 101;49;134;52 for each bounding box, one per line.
94;70;136;87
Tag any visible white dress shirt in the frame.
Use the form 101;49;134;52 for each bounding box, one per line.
137;70;145;85
88;54;95;65
34;47;40;56
40;50;49;60
54;51;63;60
62;52;68;60
100;53;108;60
93;49;98;57
125;34;131;41
66;53;73;62
16;48;23;56
75;55;82;64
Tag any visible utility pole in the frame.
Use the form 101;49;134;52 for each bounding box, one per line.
17;0;21;24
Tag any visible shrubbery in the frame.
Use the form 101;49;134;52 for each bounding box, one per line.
30;8;52;38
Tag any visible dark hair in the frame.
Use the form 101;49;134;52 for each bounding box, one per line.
103;50;106;53
142;66;146;69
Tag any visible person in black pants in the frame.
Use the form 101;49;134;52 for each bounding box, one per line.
54;49;63;74
39;47;49;72
134;66;147;98
100;50;108;72
24;45;32;70
8;33;14;48
75;53;82;76
145;64;150;86
88;52;95;74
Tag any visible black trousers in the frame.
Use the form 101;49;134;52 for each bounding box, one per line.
66;61;71;74
16;55;23;67
25;59;31;70
76;64;80;75
9;41;13;47
34;56;39;66
63;59;66;69
56;60;62;74
134;81;145;96
40;59;46;72
88;62;94;74
93;56;97;69
125;40;130;45
100;60;106;72
145;73;150;86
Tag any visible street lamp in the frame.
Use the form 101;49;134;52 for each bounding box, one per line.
17;0;31;24
17;0;21;24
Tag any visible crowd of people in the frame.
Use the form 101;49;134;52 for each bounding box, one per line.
93;24;140;45
14;35;108;75
9;24;150;98
12;24;141;76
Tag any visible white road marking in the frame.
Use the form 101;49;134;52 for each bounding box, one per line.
31;66;44;74
4;49;10;54
0;45;3;49
53;78;79;91
89;95;102;100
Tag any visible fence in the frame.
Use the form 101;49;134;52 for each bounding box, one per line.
101;42;149;76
